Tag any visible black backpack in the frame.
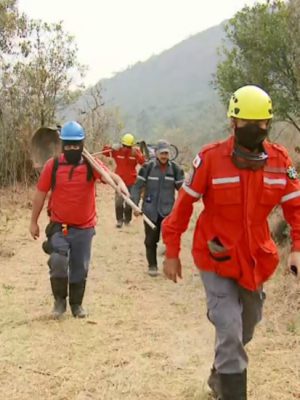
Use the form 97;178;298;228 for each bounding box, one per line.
51;157;94;191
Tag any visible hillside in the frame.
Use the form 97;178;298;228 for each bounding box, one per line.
61;23;228;144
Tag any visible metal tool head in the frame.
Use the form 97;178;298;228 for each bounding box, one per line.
31;126;61;169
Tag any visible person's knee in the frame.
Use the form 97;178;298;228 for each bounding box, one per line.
215;327;247;373
215;314;244;355
48;252;68;278
242;313;261;345
208;299;240;330
241;296;264;345
42;239;53;255
144;233;153;246
69;262;89;283
243;332;254;345
115;195;123;207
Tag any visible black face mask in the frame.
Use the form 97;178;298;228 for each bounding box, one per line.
63;149;82;165
62;141;83;165
235;124;268;151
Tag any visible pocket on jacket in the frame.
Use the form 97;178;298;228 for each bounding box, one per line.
252;186;284;223
212;247;240;279
260;186;283;206
198;241;240;280
255;241;279;282
213;185;241;205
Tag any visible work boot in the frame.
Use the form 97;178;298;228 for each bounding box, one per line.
70;304;87;318
116;220;123;228
69;280;88;318
148;265;158;277
208;366;221;399
50;277;68;319
52;298;67;318
219;370;247;400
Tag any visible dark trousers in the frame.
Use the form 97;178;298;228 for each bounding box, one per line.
144;215;164;267
48;227;95;283
115;185;132;223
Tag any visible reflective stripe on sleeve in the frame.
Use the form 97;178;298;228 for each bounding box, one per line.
264;177;286;186
137;176;146;182
281;190;300;203
212;176;240;184
183;183;202;198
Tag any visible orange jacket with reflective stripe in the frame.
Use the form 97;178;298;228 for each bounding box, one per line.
162;136;300;291
102;146;145;186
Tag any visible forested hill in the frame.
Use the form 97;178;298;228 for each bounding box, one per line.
62;22;228;144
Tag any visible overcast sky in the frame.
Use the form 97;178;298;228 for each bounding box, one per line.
18;0;265;86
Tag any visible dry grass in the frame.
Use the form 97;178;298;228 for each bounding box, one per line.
0;186;299;399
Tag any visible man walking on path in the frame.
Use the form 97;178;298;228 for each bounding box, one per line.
162;85;300;399
30;121;129;319
102;133;145;228
132;140;184;276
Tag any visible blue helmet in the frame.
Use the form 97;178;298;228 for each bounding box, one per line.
59;121;85;141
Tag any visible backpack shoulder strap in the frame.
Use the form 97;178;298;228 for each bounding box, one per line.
170;161;177;178
143;160;177;180
144;160;155;180
51;157;95;191
51;157;60;191
85;159;94;181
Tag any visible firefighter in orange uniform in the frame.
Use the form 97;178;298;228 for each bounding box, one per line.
102;133;145;227
162;85;300;400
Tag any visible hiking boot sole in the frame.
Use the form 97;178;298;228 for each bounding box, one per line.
148;269;159;277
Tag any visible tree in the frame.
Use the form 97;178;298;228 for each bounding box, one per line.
0;0;26;53
289;0;300;84
15;19;86;127
78;85;125;151
0;9;86;185
215;0;300;132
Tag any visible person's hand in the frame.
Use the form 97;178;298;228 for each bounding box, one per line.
288;251;300;280
163;257;182;283
112;143;122;151
116;180;130;197
133;210;142;217
30;221;40;240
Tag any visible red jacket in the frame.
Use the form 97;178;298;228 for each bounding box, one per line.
162;136;300;291
102;145;145;186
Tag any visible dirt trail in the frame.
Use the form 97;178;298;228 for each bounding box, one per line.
0;186;299;400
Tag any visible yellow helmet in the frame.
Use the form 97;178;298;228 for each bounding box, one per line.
121;133;135;147
227;85;273;120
